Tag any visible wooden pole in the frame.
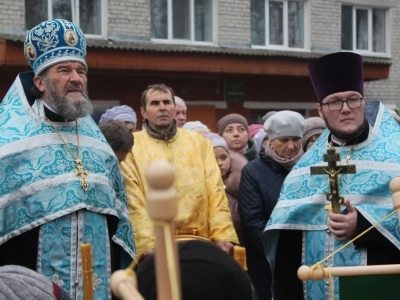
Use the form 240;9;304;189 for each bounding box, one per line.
145;160;181;300
298;264;400;281
109;159;181;300
109;270;145;300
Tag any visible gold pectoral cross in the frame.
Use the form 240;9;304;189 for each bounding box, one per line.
310;148;356;213
74;158;89;192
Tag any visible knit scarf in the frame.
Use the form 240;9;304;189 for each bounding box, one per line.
264;141;303;170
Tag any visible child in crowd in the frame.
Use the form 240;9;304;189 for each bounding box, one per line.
205;133;247;244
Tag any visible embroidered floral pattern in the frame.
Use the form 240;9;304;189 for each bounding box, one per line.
92;273;103;290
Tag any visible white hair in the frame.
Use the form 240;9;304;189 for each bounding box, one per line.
175;96;186;108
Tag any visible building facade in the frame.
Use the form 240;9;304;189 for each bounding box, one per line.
0;0;397;129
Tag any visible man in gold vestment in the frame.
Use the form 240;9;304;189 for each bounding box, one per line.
122;84;238;258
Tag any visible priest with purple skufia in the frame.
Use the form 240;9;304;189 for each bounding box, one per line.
263;52;400;300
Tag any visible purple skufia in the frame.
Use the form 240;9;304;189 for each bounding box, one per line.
307;52;364;103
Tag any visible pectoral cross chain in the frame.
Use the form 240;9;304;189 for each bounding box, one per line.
74;158;89;192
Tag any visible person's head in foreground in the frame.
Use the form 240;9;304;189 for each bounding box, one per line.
137;240;255;300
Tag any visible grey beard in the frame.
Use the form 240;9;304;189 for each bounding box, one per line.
44;82;93;121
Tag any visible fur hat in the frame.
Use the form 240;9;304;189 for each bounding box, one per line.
24;19;87;75
217;114;248;134
302;117;326;149
137;240;254;300
99;105;137;127
264;111;305;141
0;265;71;300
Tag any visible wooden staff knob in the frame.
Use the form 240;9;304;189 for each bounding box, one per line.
389;177;400;194
145;160;178;221
145;160;175;190
110;270;144;299
297;265;324;281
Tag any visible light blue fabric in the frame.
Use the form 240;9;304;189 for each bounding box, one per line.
262;100;400;300
0;73;135;299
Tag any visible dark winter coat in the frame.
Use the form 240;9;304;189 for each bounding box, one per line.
238;149;289;300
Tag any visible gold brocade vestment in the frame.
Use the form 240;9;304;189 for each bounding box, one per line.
122;128;239;257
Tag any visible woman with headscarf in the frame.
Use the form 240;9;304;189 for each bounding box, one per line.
238;110;305;300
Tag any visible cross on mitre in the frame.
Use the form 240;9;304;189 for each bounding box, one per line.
310;148;356;213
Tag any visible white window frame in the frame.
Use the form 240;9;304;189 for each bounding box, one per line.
151;0;217;46
44;0;107;38
342;5;390;57
252;0;310;52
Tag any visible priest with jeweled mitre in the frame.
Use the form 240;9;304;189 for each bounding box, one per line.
0;19;135;300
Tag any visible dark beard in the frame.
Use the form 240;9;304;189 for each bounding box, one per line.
44;80;93;121
326;117;367;142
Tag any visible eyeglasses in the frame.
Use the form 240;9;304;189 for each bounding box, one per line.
321;97;363;111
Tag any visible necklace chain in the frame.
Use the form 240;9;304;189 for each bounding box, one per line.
328;140;356;165
46;118;89;192
47;118;80;160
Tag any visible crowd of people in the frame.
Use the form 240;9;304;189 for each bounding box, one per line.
1;18;400;300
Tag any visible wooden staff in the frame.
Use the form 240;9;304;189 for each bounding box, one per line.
81;243;93;300
110;269;145;300
298;264;400;281
145;159;181;300
110;159;181;300
298;177;400;281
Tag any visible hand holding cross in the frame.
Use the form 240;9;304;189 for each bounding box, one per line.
310;148;356;213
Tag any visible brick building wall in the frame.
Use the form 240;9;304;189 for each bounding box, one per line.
0;0;24;34
309;0;341;52
108;0;150;37
218;0;251;45
0;0;399;108
364;2;400;107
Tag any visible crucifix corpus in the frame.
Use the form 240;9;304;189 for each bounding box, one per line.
310;148;356;213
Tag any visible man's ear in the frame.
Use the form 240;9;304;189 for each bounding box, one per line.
33;76;46;93
317;103;324;119
141;106;147;120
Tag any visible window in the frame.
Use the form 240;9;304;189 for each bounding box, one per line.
151;0;213;43
251;0;305;49
25;0;105;37
341;6;388;54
